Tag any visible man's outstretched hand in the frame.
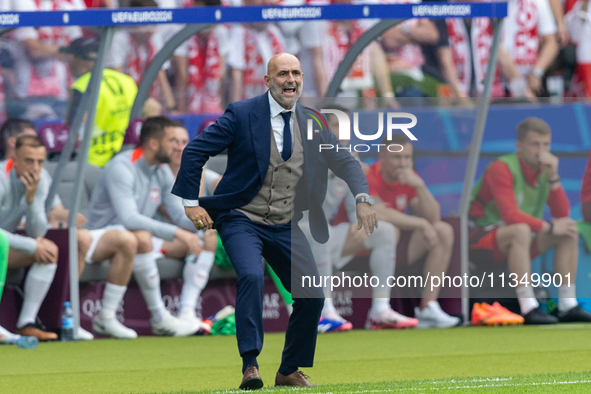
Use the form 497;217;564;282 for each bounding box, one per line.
185;206;214;230
356;203;378;235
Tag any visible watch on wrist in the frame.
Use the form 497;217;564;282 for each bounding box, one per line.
356;195;375;206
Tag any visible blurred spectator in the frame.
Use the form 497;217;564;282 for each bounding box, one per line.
447;18;535;100
418;16;470;100
549;0;570;47
227;0;287;102
84;0;117;6
107;0;176;113
321;0;397;106
277;0;328;99
0;0;15;122
156;0;192;113
503;0;559;96
173;0;229;114
565;0;591;97
380;0;440;99
5;0;85;119
63;36;137;167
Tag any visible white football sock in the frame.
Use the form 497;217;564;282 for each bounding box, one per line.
364;221;396;300
313;246;333;300
322;297;337;316
371;298;391;315
17;263;57;328
515;285;539;315
558;284;577;312
179;251;215;316
133;252;166;324
100;283;127;319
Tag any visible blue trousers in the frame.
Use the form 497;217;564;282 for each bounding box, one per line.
217;209;324;368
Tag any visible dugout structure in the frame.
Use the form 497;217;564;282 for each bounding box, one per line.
0;2;508;333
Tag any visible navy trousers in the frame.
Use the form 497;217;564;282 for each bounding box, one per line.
216;209;324;368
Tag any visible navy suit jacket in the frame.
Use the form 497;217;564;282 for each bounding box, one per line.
171;92;368;243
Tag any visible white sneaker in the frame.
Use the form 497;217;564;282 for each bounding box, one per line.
93;314;138;339
365;308;419;330
75;326;94;341
151;311;199;337
177;312;212;335
414;301;461;328
0;325;21;344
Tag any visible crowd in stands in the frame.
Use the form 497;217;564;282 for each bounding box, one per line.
3;0;591;345
1;0;591;122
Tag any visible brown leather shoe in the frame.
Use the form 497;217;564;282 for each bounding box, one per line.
275;370;315;387
16;325;58;341
239;366;264;390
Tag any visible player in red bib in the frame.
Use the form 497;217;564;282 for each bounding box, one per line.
367;134;460;328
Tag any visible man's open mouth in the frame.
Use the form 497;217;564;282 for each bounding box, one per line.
283;86;297;94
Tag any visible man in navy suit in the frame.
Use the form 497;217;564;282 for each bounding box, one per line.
172;53;376;389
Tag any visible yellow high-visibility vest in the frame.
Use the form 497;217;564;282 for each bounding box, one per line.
71;69;138;167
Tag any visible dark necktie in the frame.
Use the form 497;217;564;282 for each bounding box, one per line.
280;111;292;161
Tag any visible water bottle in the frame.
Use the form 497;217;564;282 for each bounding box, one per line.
61;301;75;342
15;336;39;349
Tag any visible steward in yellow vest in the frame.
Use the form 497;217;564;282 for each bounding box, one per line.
63;37;137;167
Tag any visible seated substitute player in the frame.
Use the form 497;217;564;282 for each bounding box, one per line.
302;109;418;331
1;135;74;340
367;134;460;328
2;135;137;340
87;116;208;336
0;229;37;347
151;121;219;327
0;118;86;228
470;117;591;324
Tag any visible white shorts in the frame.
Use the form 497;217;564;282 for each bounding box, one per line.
301;221;354;270
85;225;126;264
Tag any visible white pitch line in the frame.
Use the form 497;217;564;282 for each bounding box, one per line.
207;377;591;394
315;379;591;394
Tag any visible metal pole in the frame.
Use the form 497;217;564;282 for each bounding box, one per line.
44;84;92;212
459;18;504;322
67;26;114;338
129;23;210;120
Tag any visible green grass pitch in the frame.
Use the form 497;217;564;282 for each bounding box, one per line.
1;324;591;393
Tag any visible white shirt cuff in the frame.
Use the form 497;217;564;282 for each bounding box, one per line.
354;193;369;200
182;199;200;207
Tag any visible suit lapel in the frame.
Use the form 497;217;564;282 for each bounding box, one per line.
296;105;318;194
250;94;272;183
